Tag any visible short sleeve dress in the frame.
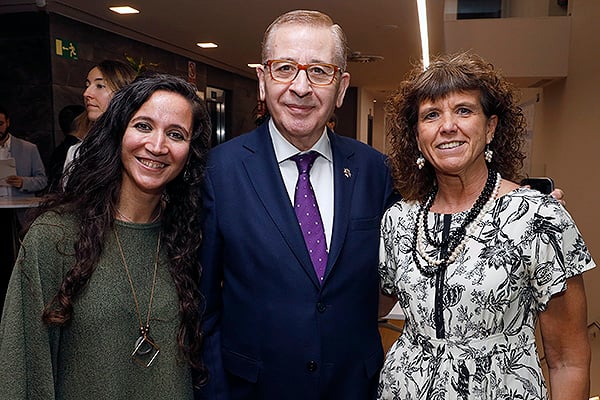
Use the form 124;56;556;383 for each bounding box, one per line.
378;187;595;400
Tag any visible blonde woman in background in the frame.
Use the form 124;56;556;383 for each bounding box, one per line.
61;59;136;185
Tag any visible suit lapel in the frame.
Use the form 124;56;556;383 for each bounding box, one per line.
241;126;321;287
324;133;357;283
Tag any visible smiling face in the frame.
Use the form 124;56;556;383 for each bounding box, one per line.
120;90;192;200
257;24;350;150
416;90;497;180
83;66;114;122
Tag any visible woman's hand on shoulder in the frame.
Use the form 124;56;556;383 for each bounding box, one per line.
551;187;566;207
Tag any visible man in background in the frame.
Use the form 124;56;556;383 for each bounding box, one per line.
0;106;47;197
47;104;85;192
0;105;47;313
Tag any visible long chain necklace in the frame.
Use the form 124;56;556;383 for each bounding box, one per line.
114;227;162;367
412;169;501;277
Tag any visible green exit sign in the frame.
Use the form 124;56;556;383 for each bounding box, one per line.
55;38;78;60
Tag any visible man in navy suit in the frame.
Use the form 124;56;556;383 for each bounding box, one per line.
198;10;393;399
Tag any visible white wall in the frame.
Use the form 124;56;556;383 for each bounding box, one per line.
444;16;570;84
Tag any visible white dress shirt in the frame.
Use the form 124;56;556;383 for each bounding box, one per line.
268;119;334;249
0;135;10;159
0;135;11;196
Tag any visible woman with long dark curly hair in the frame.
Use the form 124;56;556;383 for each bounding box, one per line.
378;52;594;399
0;74;211;399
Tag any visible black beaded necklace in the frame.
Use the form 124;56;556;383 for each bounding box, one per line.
412;168;498;277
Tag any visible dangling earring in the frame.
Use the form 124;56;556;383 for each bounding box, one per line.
484;145;493;163
416;154;425;170
183;166;191;183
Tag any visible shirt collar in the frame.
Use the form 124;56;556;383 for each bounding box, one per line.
268;118;332;164
0;134;11;149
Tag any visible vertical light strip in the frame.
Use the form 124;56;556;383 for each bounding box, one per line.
416;0;430;69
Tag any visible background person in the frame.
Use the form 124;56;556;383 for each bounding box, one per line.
198;10;394;400
0;105;47;197
46;104;85;192
0;105;48;312
378;52;594;399
62;59;137;181
0;74;211;399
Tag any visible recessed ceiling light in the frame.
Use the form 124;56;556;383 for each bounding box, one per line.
247;63;262;68
109;6;139;14
197;42;218;49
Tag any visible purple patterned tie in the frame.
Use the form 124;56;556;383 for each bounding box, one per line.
291;151;328;283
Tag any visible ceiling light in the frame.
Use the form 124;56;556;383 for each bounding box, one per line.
109;6;139;14
416;0;430;69
197;42;218;49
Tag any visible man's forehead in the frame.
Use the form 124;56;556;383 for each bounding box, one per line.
273;23;329;36
268;26;335;57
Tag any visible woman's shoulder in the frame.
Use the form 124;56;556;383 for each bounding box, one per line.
498;185;570;222
502;185;560;206
28;209;78;238
17;210;78;276
383;198;419;221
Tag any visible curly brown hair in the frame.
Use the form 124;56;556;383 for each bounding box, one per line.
385;52;527;201
32;74;210;386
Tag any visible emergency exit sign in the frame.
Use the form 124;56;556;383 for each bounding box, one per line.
55;38;78;60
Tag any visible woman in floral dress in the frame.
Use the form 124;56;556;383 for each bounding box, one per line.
378;52;594;399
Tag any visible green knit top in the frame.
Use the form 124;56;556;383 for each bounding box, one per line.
0;211;193;399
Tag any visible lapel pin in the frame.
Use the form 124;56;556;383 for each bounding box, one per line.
343;168;351;178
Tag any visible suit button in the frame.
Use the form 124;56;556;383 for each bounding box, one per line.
306;361;318;372
316;302;326;313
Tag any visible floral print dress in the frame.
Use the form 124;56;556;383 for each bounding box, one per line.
378;188;595;400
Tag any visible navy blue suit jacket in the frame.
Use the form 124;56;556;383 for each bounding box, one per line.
198;123;393;399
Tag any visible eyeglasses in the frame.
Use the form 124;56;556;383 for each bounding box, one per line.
264;60;341;86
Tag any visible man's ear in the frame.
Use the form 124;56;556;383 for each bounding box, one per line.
257;65;267;101
335;72;351;108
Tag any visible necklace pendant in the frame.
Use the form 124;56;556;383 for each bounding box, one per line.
131;334;160;367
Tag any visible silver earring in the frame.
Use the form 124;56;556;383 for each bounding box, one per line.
416;154;425;170
183;167;191;183
484;145;493;163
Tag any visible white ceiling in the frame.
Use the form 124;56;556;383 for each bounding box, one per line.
34;0;446;103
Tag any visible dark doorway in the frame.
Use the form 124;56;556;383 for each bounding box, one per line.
206;86;227;147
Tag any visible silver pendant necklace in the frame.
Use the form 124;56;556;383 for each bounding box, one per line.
114;227;162;368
